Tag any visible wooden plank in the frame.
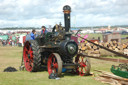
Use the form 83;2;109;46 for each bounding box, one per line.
95;76;121;85
94;70;128;81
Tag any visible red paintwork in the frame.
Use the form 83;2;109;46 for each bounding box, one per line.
23;41;33;72
90;39;99;43
47;54;58;75
71;36;78;44
75;55;87;76
23;36;26;45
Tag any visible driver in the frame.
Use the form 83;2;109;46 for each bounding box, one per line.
41;26;48;35
31;29;36;40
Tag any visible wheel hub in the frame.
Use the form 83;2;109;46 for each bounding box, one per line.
75;54;91;76
47;53;62;76
27;54;30;59
79;62;86;67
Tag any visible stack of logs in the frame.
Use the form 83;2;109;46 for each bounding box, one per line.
78;40;128;57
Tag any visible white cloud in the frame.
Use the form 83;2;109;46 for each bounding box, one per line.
0;0;128;28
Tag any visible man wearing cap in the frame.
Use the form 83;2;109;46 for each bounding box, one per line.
31;29;36;40
41;26;48;35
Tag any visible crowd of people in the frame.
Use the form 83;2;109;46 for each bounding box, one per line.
0;37;19;46
0;26;48;46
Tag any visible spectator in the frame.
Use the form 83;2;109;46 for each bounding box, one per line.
31;29;36;40
41;26;48;35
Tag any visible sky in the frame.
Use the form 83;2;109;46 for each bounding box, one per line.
0;0;128;28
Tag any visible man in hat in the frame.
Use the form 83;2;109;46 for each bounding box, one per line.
31;29;36;40
41;26;48;35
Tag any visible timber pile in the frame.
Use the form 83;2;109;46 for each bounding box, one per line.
78;40;128;57
94;70;128;85
78;41;100;57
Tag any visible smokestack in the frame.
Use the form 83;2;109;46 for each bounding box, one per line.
63;5;71;32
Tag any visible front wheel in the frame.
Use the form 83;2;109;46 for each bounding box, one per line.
47;53;62;76
75;54;91;76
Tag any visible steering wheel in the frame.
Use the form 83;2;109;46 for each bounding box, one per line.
52;24;65;40
52;24;65;32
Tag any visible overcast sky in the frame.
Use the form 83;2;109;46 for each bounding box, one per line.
0;0;128;28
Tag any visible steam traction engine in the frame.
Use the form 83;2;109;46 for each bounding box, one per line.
23;5;91;76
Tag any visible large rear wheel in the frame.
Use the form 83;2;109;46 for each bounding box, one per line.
23;40;41;72
47;53;62;76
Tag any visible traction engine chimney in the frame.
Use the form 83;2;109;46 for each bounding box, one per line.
63;5;71;32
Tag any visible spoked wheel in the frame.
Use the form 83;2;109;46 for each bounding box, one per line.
75;54;91;76
47;53;62;76
23;40;41;72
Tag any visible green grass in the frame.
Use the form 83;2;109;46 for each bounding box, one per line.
80;33;102;40
121;34;128;38
80;33;128;40
0;46;123;85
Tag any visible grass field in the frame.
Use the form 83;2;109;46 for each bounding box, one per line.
0;46;122;85
80;33;128;40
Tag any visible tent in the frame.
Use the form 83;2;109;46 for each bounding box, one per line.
12;36;16;40
0;35;8;40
